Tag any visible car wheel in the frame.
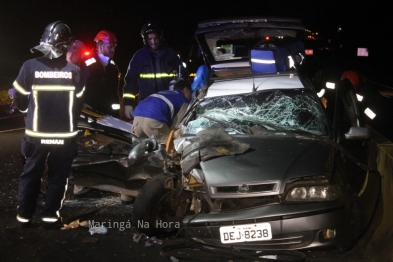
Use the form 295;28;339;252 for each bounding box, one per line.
132;173;191;235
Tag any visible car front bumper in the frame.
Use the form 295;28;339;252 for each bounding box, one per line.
182;202;349;250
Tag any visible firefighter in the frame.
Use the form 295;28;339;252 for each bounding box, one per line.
131;80;192;143
13;21;84;228
122;21;189;120
84;30;121;117
66;40;89;85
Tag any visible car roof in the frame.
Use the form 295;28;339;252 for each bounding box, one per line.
196;17;304;33
205;73;304;98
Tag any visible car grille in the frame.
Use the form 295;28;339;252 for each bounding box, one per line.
216;183;275;193
210;181;280;198
220;195;280;211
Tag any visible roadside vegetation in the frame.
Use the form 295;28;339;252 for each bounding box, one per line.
0;90;11;105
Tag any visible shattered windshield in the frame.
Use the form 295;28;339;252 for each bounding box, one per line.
183;89;328;136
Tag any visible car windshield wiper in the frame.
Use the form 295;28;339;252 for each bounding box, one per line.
251;120;320;135
200;115;252;134
251;120;284;131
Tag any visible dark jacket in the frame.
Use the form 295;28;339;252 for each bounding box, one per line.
84;51;120;116
13;56;84;145
123;45;188;105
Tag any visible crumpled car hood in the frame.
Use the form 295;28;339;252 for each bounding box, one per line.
199;134;332;194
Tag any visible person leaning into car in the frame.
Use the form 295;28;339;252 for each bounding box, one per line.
131;80;192;144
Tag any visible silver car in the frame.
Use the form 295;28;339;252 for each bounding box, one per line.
131;17;380;252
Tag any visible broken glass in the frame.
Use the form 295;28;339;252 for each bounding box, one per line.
182;89;328;136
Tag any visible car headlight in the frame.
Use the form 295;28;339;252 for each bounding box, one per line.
285;185;342;201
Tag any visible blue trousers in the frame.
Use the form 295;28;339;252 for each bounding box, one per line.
17;136;77;219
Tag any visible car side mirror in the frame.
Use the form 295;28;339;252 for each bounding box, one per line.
345;127;371;140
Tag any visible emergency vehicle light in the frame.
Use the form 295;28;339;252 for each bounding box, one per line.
357;48;368;57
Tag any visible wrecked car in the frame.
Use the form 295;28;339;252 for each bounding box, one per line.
131;17;380;251
71;109;165;202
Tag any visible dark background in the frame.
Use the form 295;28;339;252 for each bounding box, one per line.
0;3;392;261
1;0;392;87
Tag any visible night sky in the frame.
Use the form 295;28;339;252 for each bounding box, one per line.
0;0;391;86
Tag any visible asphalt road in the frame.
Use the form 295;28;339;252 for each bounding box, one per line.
0;114;391;262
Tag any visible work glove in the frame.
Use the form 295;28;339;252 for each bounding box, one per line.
8;88;16;99
124;105;133;119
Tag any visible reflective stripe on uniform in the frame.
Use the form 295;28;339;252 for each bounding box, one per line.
13;80;31;95
123;93;136;99
16;215;30;223
42;217;58;222
31;85;77;133
32;90;38;131
25;129;79;138
150;94;174;118
69;91;74;131
139;73;176;79
32;85;76;91
76;86;85;98
250;58;276;64
85;57;96;66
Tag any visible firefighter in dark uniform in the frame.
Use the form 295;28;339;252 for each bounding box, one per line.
83;30;121;118
13;21;84;228
122;22;189;120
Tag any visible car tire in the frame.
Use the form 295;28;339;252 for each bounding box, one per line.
132;173;190;235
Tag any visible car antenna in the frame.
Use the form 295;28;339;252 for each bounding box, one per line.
253;77;270;92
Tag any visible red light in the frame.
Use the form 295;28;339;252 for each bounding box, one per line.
305;49;314;55
84;51;90;56
265;36;270;40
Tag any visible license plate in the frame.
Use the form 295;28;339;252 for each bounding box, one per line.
219;223;272;243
